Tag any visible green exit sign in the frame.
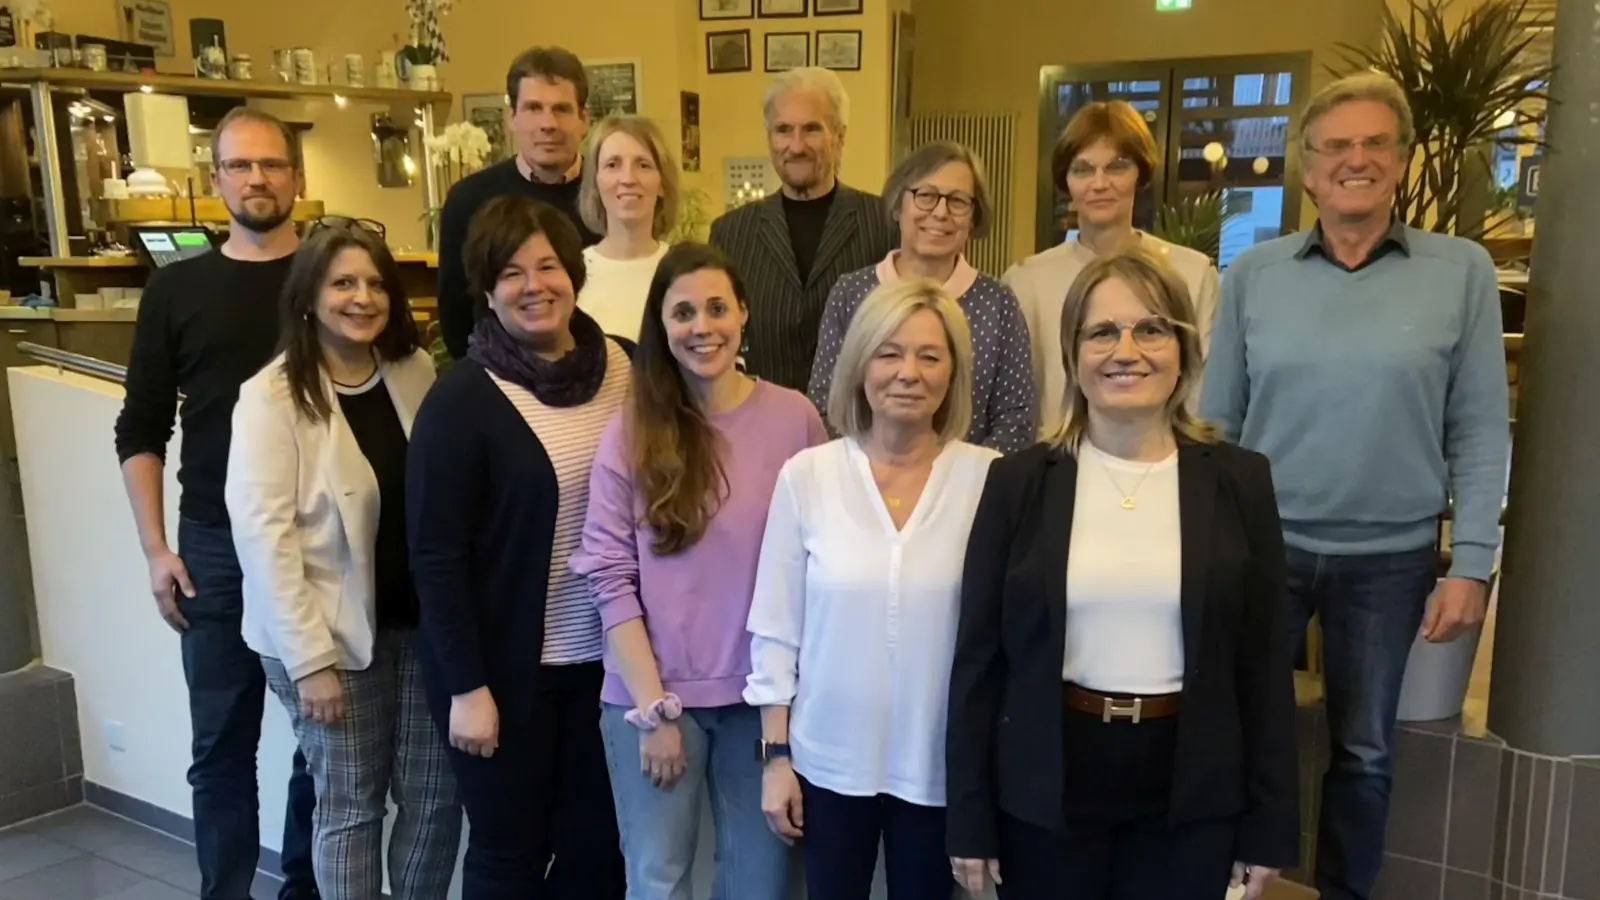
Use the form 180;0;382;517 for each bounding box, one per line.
1157;0;1193;9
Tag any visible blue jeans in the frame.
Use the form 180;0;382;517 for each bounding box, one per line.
599;702;788;900
178;517;318;900
1284;545;1438;900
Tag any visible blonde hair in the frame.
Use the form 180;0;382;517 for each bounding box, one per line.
826;278;974;443
1049;247;1217;451
579;115;680;238
1298;71;1415;154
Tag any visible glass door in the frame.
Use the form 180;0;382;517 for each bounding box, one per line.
1036;53;1311;265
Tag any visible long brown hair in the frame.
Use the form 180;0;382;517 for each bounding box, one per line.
627;243;747;556
279;224;418;423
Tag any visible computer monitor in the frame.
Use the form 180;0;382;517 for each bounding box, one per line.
130;226;217;268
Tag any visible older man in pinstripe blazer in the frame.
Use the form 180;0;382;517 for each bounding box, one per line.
710;67;897;393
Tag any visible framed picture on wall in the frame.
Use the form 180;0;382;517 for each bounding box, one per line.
759;0;807;17
765;32;809;72
584;58;642;118
707;29;752;74
815;30;862;70
700;0;754;20
462;93;511;162
812;0;864;15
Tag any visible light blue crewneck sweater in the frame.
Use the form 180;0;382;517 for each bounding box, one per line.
1199;226;1509;581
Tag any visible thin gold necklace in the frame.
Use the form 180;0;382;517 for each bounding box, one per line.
1093;447;1160;510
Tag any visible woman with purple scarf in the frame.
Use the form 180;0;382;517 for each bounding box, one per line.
407;195;628;900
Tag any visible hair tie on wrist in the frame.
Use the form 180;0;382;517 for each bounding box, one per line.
624;693;684;731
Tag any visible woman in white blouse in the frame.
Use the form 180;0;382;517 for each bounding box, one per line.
1006;100;1220;435
744;277;999;900
577;115;678;341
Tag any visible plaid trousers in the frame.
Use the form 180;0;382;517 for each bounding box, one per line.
263;629;462;900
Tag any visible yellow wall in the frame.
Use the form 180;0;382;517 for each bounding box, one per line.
910;0;1387;260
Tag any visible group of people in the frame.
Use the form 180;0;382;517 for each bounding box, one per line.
111;39;1507;900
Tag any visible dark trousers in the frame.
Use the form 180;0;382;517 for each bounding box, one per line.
796;774;947;900
177;518;317;900
997;703;1235;900
443;661;624;900
1285;545;1438;900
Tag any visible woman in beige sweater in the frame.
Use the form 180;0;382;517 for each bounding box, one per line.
1007;100;1219;436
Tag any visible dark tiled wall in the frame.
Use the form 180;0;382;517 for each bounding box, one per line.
0;667;83;828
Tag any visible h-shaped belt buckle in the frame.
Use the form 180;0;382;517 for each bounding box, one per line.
1102;697;1144;724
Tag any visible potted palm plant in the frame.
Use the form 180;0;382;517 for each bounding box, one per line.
1334;0;1553;239
1150;190;1245;266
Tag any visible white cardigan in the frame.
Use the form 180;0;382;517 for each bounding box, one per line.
227;349;436;681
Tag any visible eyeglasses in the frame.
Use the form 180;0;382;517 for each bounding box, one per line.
1078;316;1186;351
1067;157;1138;181
1309;134;1398;159
217;157;295;180
904;186;975;218
309;216;387;239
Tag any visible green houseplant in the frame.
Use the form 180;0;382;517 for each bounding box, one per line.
1333;0;1553;238
1150;190;1245;265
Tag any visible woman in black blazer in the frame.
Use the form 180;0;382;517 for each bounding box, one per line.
407;196;628;900
946;247;1297;900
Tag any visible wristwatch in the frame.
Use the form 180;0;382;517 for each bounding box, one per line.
755;740;791;763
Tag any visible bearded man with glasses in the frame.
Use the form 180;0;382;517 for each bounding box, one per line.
115;107;322;900
1201;71;1509;900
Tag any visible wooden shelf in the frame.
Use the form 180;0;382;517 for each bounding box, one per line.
0;68;452;112
96;197;325;224
20;256;140;268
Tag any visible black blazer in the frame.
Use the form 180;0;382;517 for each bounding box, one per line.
405;353;624;721
708;184;897;393
946;439;1298;868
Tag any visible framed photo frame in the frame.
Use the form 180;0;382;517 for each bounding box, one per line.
764;32;810;72
583;58;642;119
461;93;511;162
812;0;863;15
700;0;754;20
759;0;807;17
815;29;862;70
707;29;753;74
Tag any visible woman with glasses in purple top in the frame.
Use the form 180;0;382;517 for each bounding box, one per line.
572;242;826;900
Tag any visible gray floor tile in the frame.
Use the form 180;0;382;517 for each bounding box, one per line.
95;879;197;900
0;856;146;900
249;870;283;900
24;808;157;854
0;831;82;883
153;866;200;895
93;829;196;880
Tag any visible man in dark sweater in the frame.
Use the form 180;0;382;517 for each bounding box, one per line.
113;108;318;900
708;68;896;392
437;45;602;358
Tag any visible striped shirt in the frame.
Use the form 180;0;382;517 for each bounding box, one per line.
488;341;631;664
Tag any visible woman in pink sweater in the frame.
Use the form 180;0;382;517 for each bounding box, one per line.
571;242;826;900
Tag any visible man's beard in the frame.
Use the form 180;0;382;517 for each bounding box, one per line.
227;195;293;233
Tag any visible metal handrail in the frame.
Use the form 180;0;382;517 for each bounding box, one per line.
17;342;127;384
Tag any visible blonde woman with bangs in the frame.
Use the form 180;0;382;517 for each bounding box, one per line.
743;277;999;899
947;247;1298;900
577;114;679;340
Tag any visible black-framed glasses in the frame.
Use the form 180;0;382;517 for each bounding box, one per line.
309;216;386;239
904;186;975;218
217;157;295;180
1078;316;1188;351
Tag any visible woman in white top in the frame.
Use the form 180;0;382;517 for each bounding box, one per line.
946;248;1297;900
1006;100;1221;436
744;277;999;900
227;223;461;899
577;115;678;341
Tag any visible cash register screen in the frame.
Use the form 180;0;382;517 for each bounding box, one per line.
133;227;216;268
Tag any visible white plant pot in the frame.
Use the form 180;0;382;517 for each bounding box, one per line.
1395;575;1492;723
407;64;439;92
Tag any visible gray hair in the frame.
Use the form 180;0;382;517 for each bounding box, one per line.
882;141;994;241
1298;71;1415;153
762;67;850;132
826;278;974;443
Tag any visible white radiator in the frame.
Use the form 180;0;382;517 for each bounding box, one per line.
907;112;1018;277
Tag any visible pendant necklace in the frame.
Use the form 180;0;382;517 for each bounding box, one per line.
1095;450;1159;511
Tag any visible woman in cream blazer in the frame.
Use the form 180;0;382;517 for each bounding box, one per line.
227;224;460;900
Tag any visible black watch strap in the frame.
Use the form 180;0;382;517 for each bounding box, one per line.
756;740;791;762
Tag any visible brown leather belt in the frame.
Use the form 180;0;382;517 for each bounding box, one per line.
1064;684;1180;724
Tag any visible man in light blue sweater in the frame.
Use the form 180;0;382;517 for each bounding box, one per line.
1200;73;1509;900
